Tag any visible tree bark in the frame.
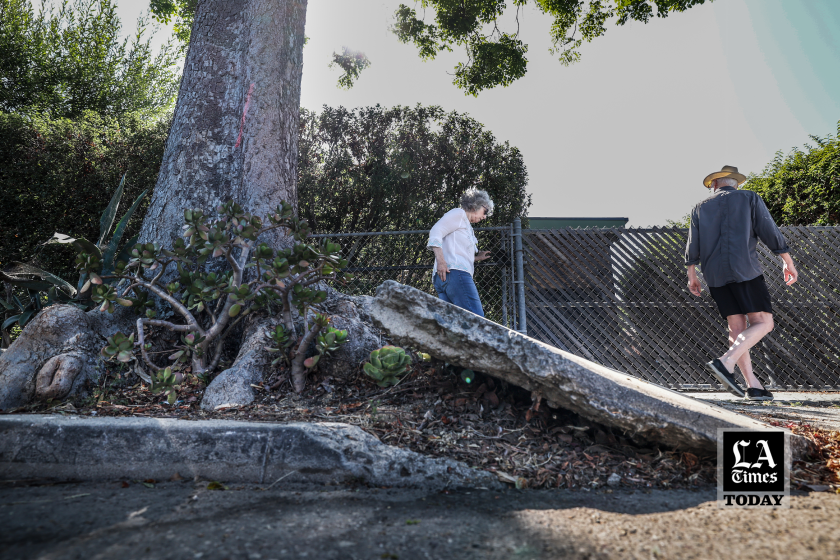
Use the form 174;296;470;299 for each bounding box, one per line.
140;0;308;250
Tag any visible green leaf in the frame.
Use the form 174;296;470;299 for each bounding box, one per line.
17;309;35;327
99;173;126;247
2;314;22;330
0;263;75;297
45;233;101;260
116;235;140;264
102;189;148;274
228;303;241;317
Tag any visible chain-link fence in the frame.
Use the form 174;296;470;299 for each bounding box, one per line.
311;227;520;330
522;227;840;390
313;224;840;390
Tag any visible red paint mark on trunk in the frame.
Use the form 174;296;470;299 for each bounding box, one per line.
234;83;255;148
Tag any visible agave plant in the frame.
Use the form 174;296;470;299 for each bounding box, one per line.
43;173;147;292
0;175;146;348
1;263;77;347
362;346;412;387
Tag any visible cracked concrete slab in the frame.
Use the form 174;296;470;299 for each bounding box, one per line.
368;281;816;459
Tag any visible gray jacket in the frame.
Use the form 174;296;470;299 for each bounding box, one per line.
685;186;789;288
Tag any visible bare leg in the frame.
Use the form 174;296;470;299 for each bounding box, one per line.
723;315;762;389
719;312;774;389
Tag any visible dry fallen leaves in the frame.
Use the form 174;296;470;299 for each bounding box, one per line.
7;361;838;491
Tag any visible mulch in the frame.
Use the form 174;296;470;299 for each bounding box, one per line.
6;360;840;493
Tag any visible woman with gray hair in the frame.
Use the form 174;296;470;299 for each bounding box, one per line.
427;188;494;317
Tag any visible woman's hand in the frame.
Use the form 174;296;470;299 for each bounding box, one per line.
474;250;491;262
432;247;449;281
436;257;450;281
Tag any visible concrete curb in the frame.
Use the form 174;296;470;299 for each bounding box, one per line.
0;415;501;490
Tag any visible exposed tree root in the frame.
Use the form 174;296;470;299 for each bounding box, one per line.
0;305;134;410
35;354;84;400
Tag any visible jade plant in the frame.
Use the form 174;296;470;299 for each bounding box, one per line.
77;199;351;396
362;346;413;387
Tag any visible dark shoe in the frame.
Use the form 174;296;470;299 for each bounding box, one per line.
746;388;774;401
706;359;745;397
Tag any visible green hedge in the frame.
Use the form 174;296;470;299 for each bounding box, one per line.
0;111;168;280
743;122;840;226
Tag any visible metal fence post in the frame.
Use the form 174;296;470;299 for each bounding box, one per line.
513;218;527;334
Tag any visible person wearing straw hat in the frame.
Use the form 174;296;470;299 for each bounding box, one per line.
685;165;798;401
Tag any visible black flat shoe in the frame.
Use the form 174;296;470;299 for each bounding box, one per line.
746;388;774;401
706;359;745;397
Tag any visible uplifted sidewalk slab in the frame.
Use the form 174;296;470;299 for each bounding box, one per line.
369;281;814;458
0;415;499;489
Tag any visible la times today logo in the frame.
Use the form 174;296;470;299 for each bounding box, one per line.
718;429;790;508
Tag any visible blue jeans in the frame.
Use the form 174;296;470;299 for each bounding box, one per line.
433;270;484;317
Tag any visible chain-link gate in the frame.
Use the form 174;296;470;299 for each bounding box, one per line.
311;227;520;330
521;227;840;390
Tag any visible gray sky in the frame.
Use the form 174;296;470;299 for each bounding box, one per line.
117;0;840;226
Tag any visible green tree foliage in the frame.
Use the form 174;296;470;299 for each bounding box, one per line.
0;111;168;279
297;104;531;233
665;213;690;228
0;0;181;119
150;1;708;96
329;47;372;90
149;0;195;47
393;0;710;95
743;122;840;226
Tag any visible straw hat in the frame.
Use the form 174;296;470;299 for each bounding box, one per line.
703;165;747;188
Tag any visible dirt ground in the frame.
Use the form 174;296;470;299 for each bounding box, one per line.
2;479;839;560
7;363;840;493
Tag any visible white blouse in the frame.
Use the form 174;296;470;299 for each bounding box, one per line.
427;208;478;277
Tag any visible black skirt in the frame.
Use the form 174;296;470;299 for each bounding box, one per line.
708;274;774;319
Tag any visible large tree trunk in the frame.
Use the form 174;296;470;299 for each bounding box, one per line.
0;0;309;409
140;0;307;250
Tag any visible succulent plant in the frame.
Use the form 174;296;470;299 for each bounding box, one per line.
303;324;349;369
316;326;348;356
363;346;412;387
150;367;180;404
266;324;295;366
101;332;135;363
66;196;348;394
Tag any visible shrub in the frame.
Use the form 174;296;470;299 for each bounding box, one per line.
298;104;531;233
0;110;168;279
743;122;840;226
0;172;146;347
